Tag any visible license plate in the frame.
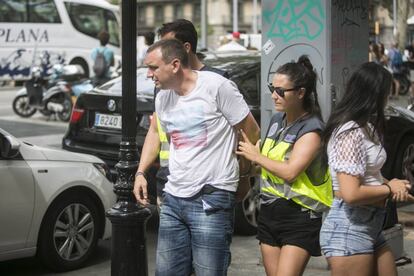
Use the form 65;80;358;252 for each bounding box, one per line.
94;113;122;129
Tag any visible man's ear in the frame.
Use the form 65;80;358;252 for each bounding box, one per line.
183;42;192;53
171;58;181;73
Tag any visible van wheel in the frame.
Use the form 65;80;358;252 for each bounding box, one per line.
70;58;89;78
37;193;101;272
234;176;260;235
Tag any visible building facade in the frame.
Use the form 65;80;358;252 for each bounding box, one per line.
136;0;261;49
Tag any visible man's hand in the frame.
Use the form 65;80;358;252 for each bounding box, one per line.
134;173;150;205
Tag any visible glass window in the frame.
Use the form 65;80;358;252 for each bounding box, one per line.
105;10;120;46
65;2;119;46
154;5;163;25
137;5;145;25
0;0;28;22
0;0;60;23
65;3;105;38
193;3;200;23
173;4;183;20
29;0;60;23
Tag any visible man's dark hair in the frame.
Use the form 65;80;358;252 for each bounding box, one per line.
157;19;198;54
144;31;155;46
97;30;110;46
147;39;189;67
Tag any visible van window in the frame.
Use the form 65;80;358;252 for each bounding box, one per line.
0;0;60;23
64;2;119;46
30;0;61;23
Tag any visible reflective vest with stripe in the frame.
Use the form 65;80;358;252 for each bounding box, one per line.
156;115;169;167
260;114;333;212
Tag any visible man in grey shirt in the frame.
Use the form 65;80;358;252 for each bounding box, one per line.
134;39;259;275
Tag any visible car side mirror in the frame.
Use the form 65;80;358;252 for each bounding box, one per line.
0;133;20;159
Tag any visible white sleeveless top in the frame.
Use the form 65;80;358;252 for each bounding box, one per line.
327;121;387;191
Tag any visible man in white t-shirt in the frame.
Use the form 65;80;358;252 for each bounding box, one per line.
134;39;259;275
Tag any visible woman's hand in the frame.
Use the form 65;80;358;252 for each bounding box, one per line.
388;179;413;202
236;129;261;163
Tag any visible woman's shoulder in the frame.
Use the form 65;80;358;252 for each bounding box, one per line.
333;121;364;139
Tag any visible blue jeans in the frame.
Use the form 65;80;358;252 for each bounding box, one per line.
156;190;235;276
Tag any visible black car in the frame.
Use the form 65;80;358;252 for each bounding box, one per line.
63;52;414;235
62;52;262;234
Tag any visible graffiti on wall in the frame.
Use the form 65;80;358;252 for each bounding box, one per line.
332;0;368;27
264;0;325;42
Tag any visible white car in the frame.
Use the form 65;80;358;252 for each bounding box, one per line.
0;127;115;271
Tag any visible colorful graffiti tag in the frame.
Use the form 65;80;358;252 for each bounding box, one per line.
264;0;325;42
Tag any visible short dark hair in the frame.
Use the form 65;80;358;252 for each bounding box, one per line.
157;19;198;54
147;39;189;67
97;30;110;46
144;31;155;45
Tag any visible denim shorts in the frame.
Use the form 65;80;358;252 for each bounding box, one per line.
320;198;387;257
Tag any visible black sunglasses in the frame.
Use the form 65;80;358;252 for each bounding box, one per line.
267;83;298;97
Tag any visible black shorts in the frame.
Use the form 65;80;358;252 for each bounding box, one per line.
256;198;322;256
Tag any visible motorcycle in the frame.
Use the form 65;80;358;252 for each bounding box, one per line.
12;64;92;121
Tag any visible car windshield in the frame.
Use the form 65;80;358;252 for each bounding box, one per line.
97;68;154;99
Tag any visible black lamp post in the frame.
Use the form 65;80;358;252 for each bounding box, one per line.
106;1;151;275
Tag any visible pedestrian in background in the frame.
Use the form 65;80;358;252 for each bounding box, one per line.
388;42;403;99
91;30;114;86
135;39;260;276
217;31;247;51
320;62;413;276
137;31;155;66
236;55;333;276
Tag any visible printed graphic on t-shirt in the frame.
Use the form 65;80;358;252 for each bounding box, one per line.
164;105;208;149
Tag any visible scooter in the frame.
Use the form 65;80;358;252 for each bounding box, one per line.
12;64;92;121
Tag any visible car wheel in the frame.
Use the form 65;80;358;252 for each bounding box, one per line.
393;135;414;181
38;193;101;272
398;76;410;95
234;176;261;235
12;95;36;117
402;141;414;184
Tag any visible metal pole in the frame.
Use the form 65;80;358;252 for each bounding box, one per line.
201;0;207;49
252;0;258;34
106;0;151;275
233;0;238;33
393;0;398;37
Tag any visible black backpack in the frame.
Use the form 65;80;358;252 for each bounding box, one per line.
93;49;107;78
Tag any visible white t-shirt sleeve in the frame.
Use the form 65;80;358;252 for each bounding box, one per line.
216;80;250;126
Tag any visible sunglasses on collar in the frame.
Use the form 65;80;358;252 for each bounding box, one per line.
267;83;299;97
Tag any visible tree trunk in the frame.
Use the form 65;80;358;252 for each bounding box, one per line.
397;0;409;50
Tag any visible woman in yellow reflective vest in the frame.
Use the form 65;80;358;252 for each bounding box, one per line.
237;55;332;276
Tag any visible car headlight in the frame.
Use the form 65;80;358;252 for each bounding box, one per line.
94;163;113;182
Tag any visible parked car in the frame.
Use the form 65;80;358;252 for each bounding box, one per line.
62;51;414;235
0;127;115;271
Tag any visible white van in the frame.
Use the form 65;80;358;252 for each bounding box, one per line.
0;0;121;80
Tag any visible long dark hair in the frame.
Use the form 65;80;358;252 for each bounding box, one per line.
322;62;392;160
276;55;322;119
